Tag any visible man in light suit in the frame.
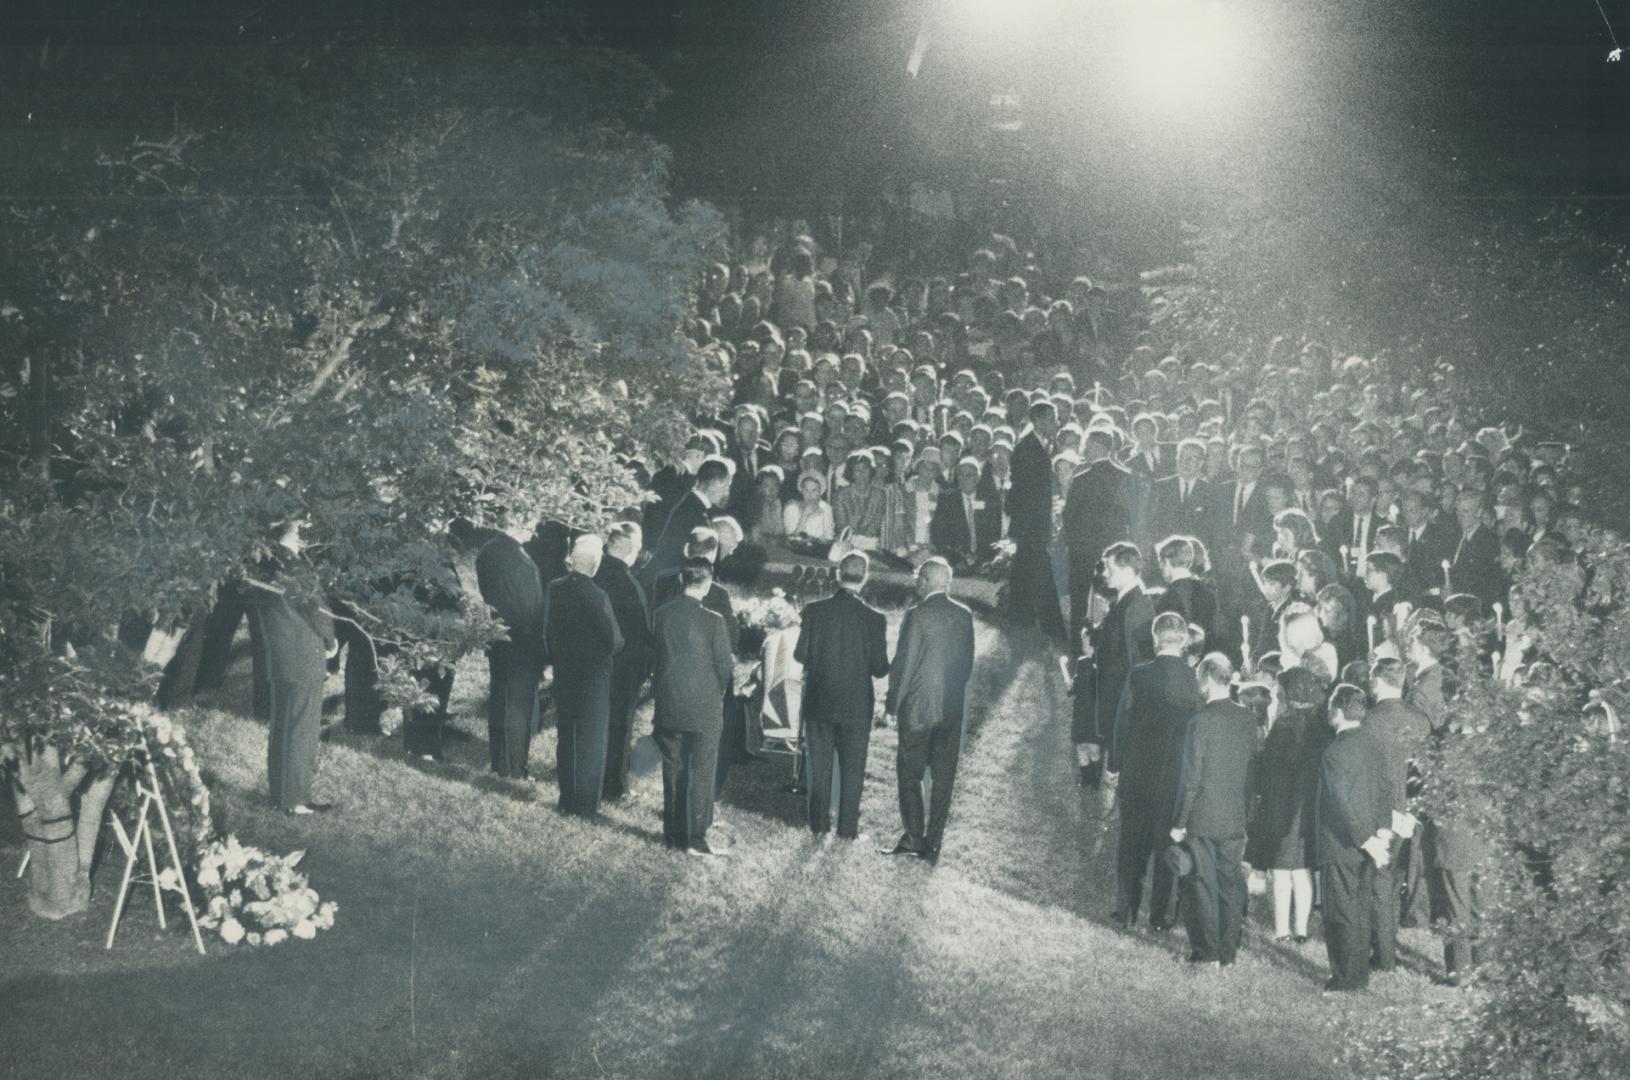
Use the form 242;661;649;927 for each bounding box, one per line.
794;551;890;840
1169;653;1257;966
651;560;735;855
884;557;976;862
543;533;624;817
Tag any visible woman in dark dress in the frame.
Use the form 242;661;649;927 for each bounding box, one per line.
1246;666;1329;943
1316;583;1364;673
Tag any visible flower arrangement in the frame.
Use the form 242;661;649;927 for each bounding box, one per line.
734;588;802;633
192;836;338;947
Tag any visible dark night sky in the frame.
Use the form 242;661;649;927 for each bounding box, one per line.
6;1;1630;221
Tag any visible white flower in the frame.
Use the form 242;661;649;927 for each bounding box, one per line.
156;867;180;892
291;920;317;941
197;865;221;890
246;932;262;947
220;918;245;945
262;928;289;946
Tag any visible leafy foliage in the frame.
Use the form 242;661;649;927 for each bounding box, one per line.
0;27;725;764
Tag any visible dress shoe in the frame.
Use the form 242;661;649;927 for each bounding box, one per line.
1148;919;1173;934
687;840;727;858
285;802;336;816
882;834;927;857
1293;935;1310;945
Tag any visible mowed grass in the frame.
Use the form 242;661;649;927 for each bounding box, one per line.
0;603;1463;1079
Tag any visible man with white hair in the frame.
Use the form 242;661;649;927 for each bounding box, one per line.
884;557;976;862
543;532;624;817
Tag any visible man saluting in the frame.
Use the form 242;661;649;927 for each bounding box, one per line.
883;557;976;863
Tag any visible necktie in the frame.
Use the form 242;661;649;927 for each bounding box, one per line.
965;495;977;545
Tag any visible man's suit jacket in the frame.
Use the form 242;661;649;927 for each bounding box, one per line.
887;592;976;733
543;571;624;674
594;556;653;675
727;438;772;531
644;489;713;588
1006;430;1055;547
475;534;546;662
643;465;695;546
1172;698;1257;840
795;586;889;728
1091;584;1157;748
1448;523;1503;608
1154;576;1218;647
651;569;740;654
652;595;733;734
1153;475;1217;546
1314;727;1393;867
1405;662;1447;734
1404;516;1457;599
1322;510;1382;568
1062;458;1132;570
1113;654;1203;793
1361;698;1431;811
1218;479;1273;557
929;488;1001;562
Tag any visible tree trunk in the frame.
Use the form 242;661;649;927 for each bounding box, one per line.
13;744;114;920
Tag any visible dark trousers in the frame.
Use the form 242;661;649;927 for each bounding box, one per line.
715;694;743;800
403;665;455;758
267;678;324;809
1322;858;1376;990
194;584;249;692
155;609;211;710
1181;835;1247;963
654;727;720;848
1068;555;1096;644
1009;541;1067;641
335;619;386;735
486;641;542;778
555;668;612;817
1435;867;1482;974
804;719;870;838
1395;840;1421;925
1369;859;1399;971
896;716;964;852
602;661;648;800
1116;789;1177;926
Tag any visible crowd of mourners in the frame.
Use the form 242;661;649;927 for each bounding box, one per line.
179;222;1615;997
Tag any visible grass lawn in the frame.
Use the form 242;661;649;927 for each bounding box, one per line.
0;604;1466;1079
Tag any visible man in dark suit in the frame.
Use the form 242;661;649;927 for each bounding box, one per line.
1112;614;1203;930
1152;438;1217;549
1322;475;1383;575
1120;414;1163;558
1314;683;1395;992
725;405;771;533
476;530;548;779
1079;542;1157;790
1364;658;1432;970
929;457;1001;568
1006;400;1068;642
884;557;977;862
594;521;653;802
1062;428;1132;642
794;551;890;840
651;560;735;855
1218;445;1273;560
1170;653;1257;966
1401;489;1456;605
543;533;625;817
644;456;732;591
1447;489;1503;609
643;436;706;543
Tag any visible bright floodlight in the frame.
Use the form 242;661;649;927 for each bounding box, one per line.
1124;1;1250;119
951;0;1069;40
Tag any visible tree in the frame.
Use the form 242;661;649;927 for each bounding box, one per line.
0;9;726;918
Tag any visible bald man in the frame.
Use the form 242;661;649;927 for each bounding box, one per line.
543;533;625;817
